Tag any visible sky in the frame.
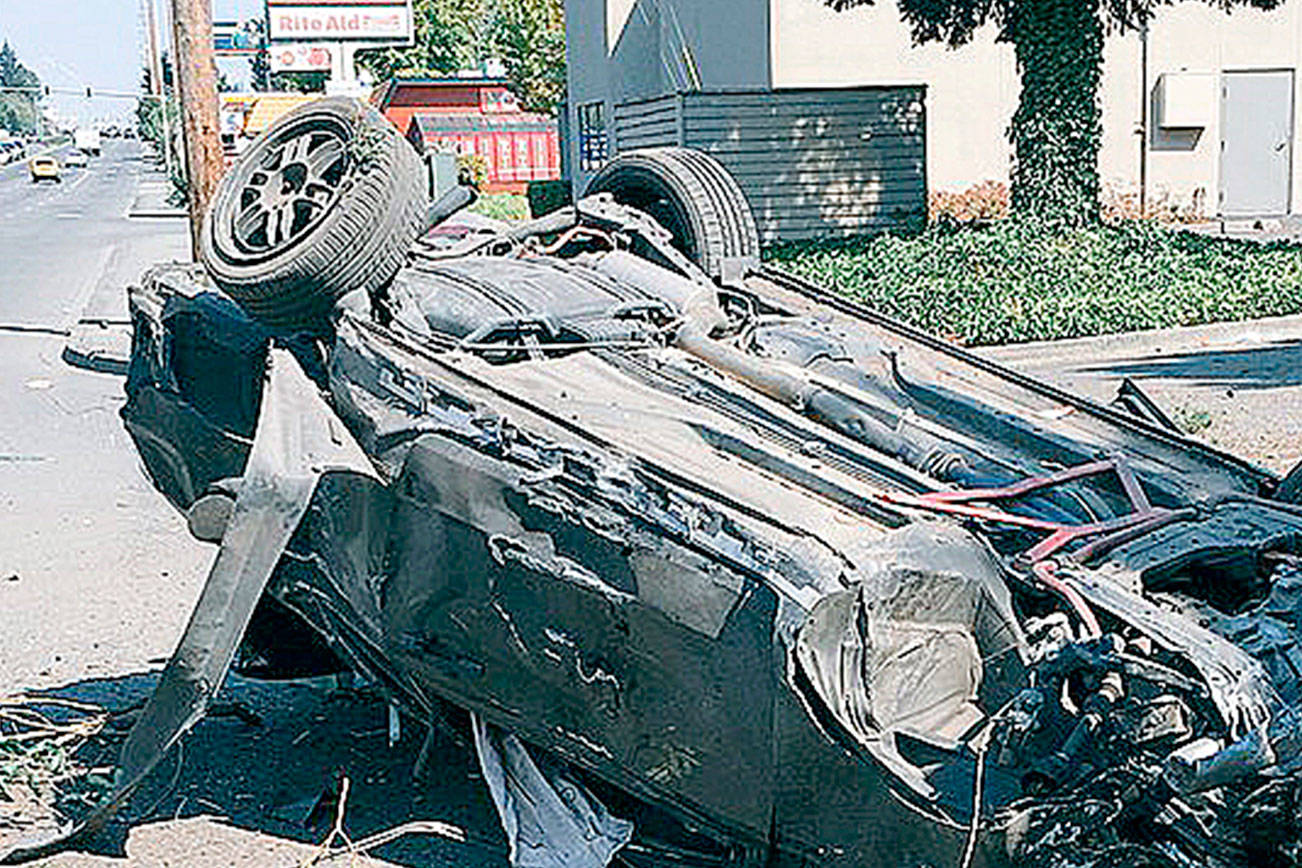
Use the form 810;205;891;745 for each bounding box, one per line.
0;0;263;126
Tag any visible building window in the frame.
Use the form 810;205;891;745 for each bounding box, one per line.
578;101;608;172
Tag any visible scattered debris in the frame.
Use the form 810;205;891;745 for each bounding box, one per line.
0;696;116;847
1173;404;1215;435
297;774;467;867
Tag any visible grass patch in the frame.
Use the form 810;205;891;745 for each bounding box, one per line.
469;192;530;223
765;220;1302;346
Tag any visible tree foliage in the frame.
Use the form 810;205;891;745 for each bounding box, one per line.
491;0;566;113
356;0;490;82
0;41;42;134
271;72;329;93
354;0;565;114
826;0;1285;225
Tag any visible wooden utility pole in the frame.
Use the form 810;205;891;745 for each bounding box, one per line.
169;0;223;258
144;0;175;184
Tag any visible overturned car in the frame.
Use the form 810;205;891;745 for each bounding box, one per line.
17;97;1302;867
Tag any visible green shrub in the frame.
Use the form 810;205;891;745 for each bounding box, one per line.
470;192;530;222
765;220;1302;346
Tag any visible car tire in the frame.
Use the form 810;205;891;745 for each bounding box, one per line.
201;96;429;333
585;147;759;280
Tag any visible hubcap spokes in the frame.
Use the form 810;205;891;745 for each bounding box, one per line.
233;128;347;253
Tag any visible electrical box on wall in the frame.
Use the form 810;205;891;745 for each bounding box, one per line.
1158;72;1217;128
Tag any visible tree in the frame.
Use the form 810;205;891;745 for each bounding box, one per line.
247;20;271;91
826;0;1283;225
0;41;43;135
136;60;185;204
490;0;565;113
271;72;328;93
353;0;566;114
356;0;489;82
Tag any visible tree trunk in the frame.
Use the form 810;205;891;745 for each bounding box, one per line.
1008;0;1103;225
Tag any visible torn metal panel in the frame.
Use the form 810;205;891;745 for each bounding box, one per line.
795;522;1026;761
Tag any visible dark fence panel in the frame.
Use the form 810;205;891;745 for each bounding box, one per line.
612;87;927;243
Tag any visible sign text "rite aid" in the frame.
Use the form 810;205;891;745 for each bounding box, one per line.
266;2;413;43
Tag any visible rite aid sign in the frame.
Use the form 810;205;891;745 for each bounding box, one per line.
266;0;414;44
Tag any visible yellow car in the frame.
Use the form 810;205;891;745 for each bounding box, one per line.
28;155;61;183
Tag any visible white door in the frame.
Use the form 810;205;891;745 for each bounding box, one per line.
1220;70;1294;216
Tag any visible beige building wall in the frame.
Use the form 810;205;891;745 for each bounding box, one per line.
1138;2;1302;215
772;0;1302;216
771;0;1018;192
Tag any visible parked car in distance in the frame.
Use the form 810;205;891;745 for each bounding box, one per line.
28;155;60;183
64;150;88;169
0;141;24;164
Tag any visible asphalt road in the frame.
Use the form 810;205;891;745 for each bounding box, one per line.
0;142;506;867
0;140;202;692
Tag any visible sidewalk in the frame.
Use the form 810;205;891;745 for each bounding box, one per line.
979;314;1302;474
62;180;189;374
127;164;185;219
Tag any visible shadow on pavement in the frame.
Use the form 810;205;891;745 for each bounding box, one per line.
19;672;508;867
1079;339;1302;390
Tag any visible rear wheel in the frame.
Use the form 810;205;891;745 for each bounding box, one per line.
201;96;429;333
585;147;759;280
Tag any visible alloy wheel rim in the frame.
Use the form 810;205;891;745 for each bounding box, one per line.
231;122;349;255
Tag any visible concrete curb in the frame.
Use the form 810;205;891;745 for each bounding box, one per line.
62;318;131;376
980;313;1302;369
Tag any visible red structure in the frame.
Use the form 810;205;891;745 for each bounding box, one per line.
372;77;561;192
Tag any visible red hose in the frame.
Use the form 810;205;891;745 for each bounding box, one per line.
1033;560;1102;639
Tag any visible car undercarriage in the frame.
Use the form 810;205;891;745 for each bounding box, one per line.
8;97;1302;868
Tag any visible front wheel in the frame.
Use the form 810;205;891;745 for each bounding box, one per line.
201;96;429;333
